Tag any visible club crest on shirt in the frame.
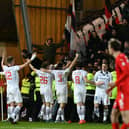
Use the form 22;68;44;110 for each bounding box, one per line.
122;62;125;66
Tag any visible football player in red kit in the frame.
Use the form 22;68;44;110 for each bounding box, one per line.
107;38;129;129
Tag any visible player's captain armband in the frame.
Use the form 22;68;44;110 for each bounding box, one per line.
30;53;37;61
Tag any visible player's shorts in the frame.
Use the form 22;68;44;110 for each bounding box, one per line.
74;88;86;104
7;88;23;104
113;92;129;111
40;87;53;103
94;93;110;105
56;86;68;104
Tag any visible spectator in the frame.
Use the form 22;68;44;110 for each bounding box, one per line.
33;36;65;64
122;0;129;22
123;40;129;58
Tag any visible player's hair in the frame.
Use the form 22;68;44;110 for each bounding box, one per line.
76;62;83;68
6;56;14;64
54;62;64;69
108;38;121;51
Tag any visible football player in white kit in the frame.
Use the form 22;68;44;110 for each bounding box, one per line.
1;52;36;124
29;63;53;122
94;63;112;122
43;53;79;122
72;63;87;124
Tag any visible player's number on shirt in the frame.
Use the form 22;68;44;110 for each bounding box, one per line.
58;74;63;82
5;71;12;80
75;76;80;84
40;76;48;84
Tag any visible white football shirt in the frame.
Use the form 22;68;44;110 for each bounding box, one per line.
36;70;52;88
72;70;87;88
3;65;20;89
94;70;112;92
51;68;70;88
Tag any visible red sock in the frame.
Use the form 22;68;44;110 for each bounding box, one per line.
112;123;119;129
121;123;127;129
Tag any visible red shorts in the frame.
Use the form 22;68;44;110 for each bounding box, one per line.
113;92;129;111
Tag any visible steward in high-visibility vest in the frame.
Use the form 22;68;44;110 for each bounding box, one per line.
34;76;40;102
110;71;117;100
85;72;95;122
21;78;31;95
68;80;73;98
21;74;34;121
86;73;96;91
31;71;42;121
108;71;117;122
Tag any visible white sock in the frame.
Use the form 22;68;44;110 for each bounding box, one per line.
60;108;64;121
56;107;61;121
49;106;52;119
80;105;85;120
103;108;108;121
40;104;46;116
12;106;21;120
9;106;15;118
94;107;99;118
7;106;11;119
14;114;19;122
46;106;50;121
77;105;81;120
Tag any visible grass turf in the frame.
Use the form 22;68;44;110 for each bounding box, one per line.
0;121;112;129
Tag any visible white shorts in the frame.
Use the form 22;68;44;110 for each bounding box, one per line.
94;93;110;105
7;88;23;104
74;88;86;104
40;88;53;103
56;87;68;104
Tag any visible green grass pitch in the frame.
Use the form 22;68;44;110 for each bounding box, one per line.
0;121;112;129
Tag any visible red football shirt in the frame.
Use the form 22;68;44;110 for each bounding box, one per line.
115;53;129;94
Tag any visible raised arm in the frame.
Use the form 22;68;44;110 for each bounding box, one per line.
19;53;36;70
29;63;37;72
1;51;5;68
68;53;79;71
19;59;31;70
63;60;71;69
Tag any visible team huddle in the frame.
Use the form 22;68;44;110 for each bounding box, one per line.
1;38;129;129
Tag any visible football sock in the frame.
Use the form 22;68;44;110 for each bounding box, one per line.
46;106;50;121
56;107;61;121
80;105;85;120
103;108;108;121
94;107;100;118
60;108;64;121
77;105;81;120
112;123;119;129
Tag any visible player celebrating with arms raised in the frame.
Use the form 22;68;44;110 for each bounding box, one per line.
1;52;36;124
42;53;79;122
29;63;53;122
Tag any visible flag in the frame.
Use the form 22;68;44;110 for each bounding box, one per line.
114;10;120;24
105;0;112;19
64;0;80;51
